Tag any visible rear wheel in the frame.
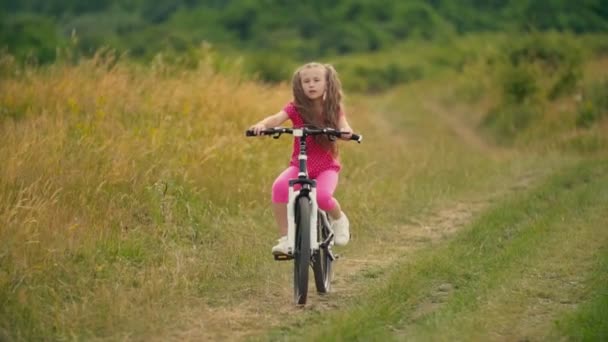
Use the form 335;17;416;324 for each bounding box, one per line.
294;196;311;305
313;212;333;293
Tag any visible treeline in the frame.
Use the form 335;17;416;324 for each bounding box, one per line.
2;0;608;64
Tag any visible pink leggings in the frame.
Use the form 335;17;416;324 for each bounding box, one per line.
272;166;339;211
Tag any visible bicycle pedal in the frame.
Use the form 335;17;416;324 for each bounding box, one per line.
273;253;293;261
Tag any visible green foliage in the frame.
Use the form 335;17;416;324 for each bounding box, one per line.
1;0;607;67
245;53;295;83
549;65;583;100
508;0;608;33
61;10;144;54
388;2;455;40
2;0;114;16
499;64;539;104
348;63;424;93
504;33;583;101
577;77;608;127
481;33;585;143
0;13;65;63
437;0;508;32
481;104;541;144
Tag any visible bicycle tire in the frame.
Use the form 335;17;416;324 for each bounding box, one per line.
313;212;332;294
294;196;311;305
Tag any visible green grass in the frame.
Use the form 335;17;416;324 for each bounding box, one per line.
261;157;608;341
552;245;608;341
1;33;607;340
0;57;539;340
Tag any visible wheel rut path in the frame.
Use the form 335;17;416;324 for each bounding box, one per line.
171;169;543;342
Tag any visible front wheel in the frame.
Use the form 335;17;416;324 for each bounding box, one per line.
294;196;311;305
313;212;333;293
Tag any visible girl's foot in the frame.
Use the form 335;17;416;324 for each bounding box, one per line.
271;236;289;255
332;212;350;246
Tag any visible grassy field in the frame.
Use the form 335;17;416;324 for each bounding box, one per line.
1;35;607;341
261;158;608;341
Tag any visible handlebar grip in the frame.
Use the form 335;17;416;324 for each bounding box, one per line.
245;130;256;136
350;134;362;143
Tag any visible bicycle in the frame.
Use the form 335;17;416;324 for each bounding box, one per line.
246;126;362;305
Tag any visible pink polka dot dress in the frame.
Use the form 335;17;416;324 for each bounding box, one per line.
283;102;341;178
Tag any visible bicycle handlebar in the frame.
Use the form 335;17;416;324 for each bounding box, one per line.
246;127;362;143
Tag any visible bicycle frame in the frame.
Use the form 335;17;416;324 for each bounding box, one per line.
285;128;323;255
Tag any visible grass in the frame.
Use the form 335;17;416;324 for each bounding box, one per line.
0;50;524;340
0;55;294;340
552;243;608;341
262;158;608;341
1;33;607;340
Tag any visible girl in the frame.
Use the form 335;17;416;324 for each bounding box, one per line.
249;62;354;255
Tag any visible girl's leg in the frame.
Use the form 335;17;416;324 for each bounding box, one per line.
271;166;299;235
272;203;287;236
314;169;343;220
316;169;350;245
327;201;343;220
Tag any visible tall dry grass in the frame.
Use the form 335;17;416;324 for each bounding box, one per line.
0;52;539;340
0;54;299;339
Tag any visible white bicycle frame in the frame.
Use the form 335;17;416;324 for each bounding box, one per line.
285;128;321;256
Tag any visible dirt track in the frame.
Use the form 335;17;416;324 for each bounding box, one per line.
163;97;551;341
169;169;544;342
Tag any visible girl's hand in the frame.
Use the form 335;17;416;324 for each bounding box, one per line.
250;123;266;135
340;127;353;140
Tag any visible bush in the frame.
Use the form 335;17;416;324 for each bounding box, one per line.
481;104;541;144
481;33;584;143
245;53;294;83
503;33;583;101
576;78;608;128
389;2;454;40
0;13;65;63
347;63;424;92
549;65;582;100
500;64;539;104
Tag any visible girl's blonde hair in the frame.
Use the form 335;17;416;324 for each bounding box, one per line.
291;62;344;156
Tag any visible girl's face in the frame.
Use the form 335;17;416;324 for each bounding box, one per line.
300;66;326;101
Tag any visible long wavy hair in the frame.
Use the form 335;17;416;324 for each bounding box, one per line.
292;62;344;157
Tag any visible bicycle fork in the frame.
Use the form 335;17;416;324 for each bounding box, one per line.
286;183;319;256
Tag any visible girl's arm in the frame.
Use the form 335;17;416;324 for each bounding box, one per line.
338;107;353;140
250;110;289;135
